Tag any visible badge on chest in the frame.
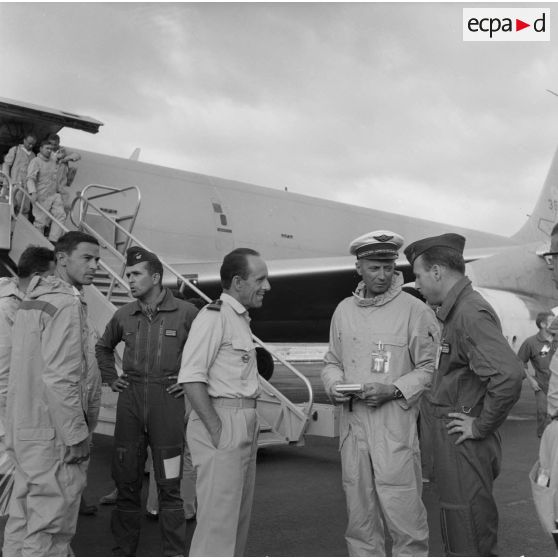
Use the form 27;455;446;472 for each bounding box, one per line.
371;341;390;374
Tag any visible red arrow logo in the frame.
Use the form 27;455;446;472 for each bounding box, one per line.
516;18;530;31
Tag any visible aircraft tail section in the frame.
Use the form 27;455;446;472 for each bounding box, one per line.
512;145;558;243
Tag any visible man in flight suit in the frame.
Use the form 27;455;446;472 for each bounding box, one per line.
26;139;66;242
321;231;439;557
96;246;199;557
1;134;36;212
404;233;523;557
517;311;557;438
3;231;100;556
178;247;271;557
0;246;55;427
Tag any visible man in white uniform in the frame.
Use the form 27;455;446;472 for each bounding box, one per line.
179;247;271;557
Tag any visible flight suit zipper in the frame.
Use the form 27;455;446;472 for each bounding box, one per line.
156;319;164;372
134;321;141;368
144;318;152;433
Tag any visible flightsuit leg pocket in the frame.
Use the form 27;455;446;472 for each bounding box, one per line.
152;446;186;557
440;502;479;556
152;446;183;481
112;442;143;486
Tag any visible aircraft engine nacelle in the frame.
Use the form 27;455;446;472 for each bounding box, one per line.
474;287;547;352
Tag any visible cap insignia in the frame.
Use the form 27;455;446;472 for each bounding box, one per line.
374;234;394;242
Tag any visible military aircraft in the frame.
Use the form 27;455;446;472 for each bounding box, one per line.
0;94;556;349
1;95;556;440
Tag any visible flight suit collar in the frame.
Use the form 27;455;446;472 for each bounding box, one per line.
352;272;403;307
129;287;177;315
220;293;250;319
536;330;554;344
436;276;472;323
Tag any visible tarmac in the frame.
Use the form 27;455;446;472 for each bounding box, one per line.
5;365;557;556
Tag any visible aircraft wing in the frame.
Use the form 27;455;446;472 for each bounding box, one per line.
0;96;103;156
167;245;503;287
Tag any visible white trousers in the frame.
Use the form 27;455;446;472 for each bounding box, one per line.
187;406;258;557
340;401;428;557
3;456;87;556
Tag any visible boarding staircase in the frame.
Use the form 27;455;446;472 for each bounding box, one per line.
0;178;314;448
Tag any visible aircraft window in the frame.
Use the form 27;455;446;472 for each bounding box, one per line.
212;203;223;213
220;215;228;226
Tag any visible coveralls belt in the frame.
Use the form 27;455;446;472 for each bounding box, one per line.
211;397;257;408
428;403;483;419
125;375;176;384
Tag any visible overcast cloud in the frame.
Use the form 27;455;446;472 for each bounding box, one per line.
1;2;557;237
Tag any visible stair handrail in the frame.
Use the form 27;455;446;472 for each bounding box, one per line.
75;184;141;240
10;184;133;296
71;184;141;298
0;171;13;218
71;190;314;415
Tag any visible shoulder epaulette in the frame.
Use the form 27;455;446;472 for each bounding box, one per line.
206;299;223;311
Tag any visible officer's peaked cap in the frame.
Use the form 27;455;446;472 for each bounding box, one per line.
404;233;466;265
125;246;160;267
349;230;404;260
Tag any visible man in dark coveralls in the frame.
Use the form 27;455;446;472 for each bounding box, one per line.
96;246;199;556
404;233;523;557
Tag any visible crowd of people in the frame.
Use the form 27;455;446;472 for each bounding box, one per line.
1;180;558;556
1;133;80;242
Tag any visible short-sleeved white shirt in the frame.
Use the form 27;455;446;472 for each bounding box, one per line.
178;293;260;398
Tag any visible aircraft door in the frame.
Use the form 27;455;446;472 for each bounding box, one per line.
211;197;234;252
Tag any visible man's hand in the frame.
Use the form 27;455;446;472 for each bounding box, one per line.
209;419;223;448
166;376;184;398
360;383;395;408
446;412;478;445
111;375;130;392
64;439;90;464
329;383;351;404
530;378;541;392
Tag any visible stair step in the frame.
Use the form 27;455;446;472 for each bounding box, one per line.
259;423;273;433
108;297;133;307
257;431;290;447
94;280;129;293
115;214;135;223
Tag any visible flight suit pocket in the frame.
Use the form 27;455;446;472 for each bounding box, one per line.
440;503;479;556
123;328;141;370
16;428;58;477
378;334;407;377
159;328;183;372
152;446;183;481
113;442;143;485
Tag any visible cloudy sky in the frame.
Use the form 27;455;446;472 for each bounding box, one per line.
1;2;557;237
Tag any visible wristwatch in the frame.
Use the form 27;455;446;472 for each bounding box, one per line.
392;386;404;400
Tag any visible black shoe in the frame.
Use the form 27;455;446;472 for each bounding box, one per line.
79;496;98;516
100;488;118;505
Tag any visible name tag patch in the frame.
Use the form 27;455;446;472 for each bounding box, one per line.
165;330;177;337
